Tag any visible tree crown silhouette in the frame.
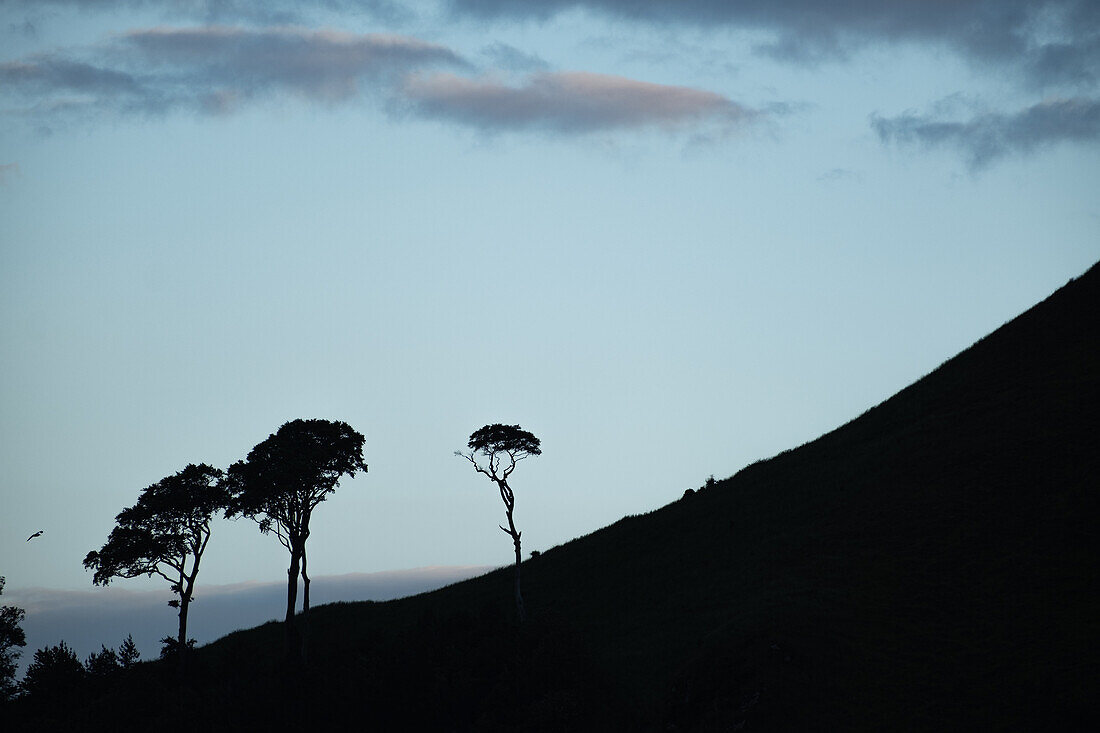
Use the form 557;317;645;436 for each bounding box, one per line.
225;418;367;659
83;463;228;659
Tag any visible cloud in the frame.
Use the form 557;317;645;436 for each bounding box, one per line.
2;1;417;27
401;70;757;134
0;56;166;116
480;42;550;72
0;27;468;118
4;566;492;675
446;0;1100;88
872;96;1100;168
0;57;144;96
1;25;761;140
0;162;19;183
121;26;468;102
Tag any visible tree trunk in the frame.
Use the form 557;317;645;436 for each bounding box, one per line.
301;543;310;663
178;597;189;644
513;534;525;623
285;545;302;662
177;596;190;677
180;567;198;649
302;545;310;617
286;548;300;624
505;507;525;624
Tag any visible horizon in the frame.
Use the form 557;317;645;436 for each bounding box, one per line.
5;565;493;675
2;0;1098;662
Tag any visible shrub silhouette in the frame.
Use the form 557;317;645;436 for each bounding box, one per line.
20;641;84;700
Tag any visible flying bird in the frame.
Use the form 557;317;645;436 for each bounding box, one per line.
27;530;43;541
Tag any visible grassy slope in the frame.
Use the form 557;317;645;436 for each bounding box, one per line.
14;264;1098;730
292;262;1095;729
229;263;1098;729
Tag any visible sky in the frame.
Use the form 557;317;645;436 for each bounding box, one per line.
1;0;1098;660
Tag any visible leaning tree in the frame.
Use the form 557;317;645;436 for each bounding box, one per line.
84;463;228;661
225;419;367;660
458;423;541;622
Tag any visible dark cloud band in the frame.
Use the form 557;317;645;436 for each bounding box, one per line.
3;0;415;26
448;0;1100;88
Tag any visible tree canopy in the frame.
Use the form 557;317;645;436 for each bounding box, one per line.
467;424;542;462
226;419;367;533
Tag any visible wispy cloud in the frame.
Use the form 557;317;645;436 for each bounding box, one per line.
1;26;764;139
0;55;165;117
122;26;468;102
479;42;549;72
0;57;144;96
446;0;1100;89
2;0;417;27
872;96;1100;168
1;26;469;118
401;70;757;134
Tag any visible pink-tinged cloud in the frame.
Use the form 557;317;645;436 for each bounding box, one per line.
402;70;757;134
122;26;468;103
2;28;762;140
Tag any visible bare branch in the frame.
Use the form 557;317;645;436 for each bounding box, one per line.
461;451;497;480
151;569;177;586
501;451;517;479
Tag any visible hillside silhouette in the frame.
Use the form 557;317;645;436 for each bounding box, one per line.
8;263;1098;730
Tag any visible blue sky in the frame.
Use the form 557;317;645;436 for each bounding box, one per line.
1;0;1098;652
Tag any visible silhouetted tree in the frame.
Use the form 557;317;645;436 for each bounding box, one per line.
226;419;367;660
83;463;228;662
84;645;120;676
117;634;140;668
0;576;27;701
19;641;84;699
81;643;123;699
458;424;542;622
